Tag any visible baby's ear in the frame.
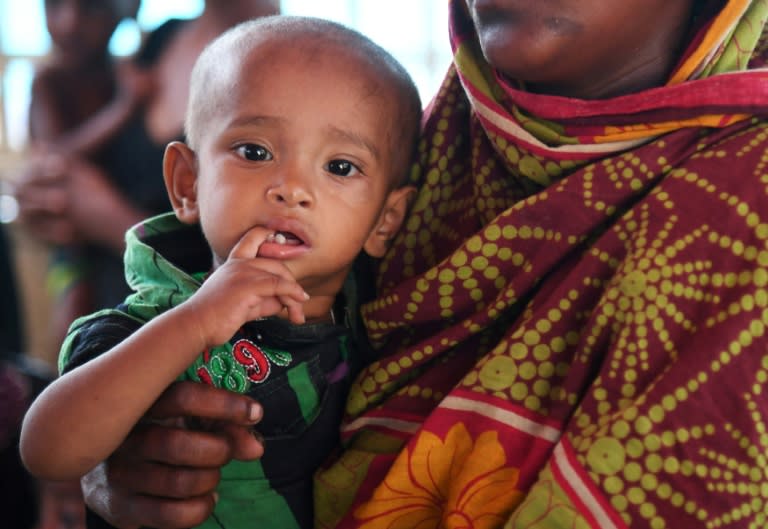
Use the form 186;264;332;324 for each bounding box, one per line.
363;186;416;258
163;141;199;224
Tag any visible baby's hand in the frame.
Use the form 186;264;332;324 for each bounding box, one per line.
177;227;309;348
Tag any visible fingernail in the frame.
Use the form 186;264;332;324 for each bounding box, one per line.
212;491;219;505
303;291;310;300
248;403;262;422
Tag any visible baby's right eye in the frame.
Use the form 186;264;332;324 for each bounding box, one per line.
235;143;273;161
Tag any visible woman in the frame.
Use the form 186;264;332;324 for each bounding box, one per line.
80;0;768;527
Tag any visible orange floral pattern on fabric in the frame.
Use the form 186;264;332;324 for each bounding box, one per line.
354;423;523;529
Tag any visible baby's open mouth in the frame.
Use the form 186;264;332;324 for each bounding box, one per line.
267;231;304;245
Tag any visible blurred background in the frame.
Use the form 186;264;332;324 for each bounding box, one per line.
0;0;451;365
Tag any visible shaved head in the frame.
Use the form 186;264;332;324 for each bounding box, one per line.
185;15;422;184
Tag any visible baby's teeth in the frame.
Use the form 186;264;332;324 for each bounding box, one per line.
275;233;287;245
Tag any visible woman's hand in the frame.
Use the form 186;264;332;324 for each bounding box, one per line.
81;381;264;529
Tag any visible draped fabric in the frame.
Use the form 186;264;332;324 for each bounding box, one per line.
315;1;768;527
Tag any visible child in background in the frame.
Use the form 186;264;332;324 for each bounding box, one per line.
25;3;142;528
29;0;145;153
28;0;146;357
21;15;422;529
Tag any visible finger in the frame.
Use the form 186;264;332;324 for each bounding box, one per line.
123;421;236;468
263;273;310;305
228;226;277;260
39;152;70;177
241;274;308;323
230;260;310;310
118;492;216;529
238;256;303;286
17;186;69;215
278;295;307;324
218;422;265;461
146;381;263;426
15;157;67;186
108;458;222;499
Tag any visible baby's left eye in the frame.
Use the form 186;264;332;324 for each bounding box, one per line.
326;159;361;177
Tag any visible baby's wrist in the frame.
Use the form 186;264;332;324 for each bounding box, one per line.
166;302;213;352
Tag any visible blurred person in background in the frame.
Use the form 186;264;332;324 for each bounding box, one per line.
22;0;144;375
14;0;281;364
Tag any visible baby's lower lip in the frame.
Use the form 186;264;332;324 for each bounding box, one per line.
257;240;310;259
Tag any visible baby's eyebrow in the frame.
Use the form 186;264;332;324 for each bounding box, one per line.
326;125;381;162
229;115;286;128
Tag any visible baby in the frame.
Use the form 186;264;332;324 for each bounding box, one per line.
21;15;422;529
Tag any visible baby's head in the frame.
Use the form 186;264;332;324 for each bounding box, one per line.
164;16;422;299
184;15;422;188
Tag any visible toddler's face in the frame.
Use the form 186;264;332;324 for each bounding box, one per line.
191;42;403;297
